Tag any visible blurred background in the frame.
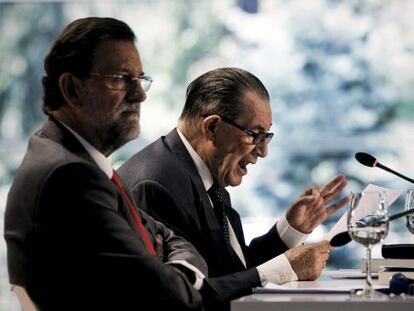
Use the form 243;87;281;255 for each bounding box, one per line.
1;0;414;309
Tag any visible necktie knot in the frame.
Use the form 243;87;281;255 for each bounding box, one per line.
111;170;123;188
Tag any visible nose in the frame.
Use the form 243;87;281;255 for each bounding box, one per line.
254;141;268;158
126;80;146;103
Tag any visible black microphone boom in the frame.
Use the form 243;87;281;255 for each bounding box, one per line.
355;152;414;184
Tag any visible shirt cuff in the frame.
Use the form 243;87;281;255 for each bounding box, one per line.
166;260;205;290
256;254;298;286
276;214;308;248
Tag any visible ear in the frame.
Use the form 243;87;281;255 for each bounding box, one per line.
201;115;221;141
58;73;84;107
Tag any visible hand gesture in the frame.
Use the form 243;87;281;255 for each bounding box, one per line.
286;175;348;233
284;241;332;281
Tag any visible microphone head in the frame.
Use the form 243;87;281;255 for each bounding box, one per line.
355;152;377;167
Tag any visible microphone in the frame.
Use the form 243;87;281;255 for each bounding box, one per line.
355;152;414;184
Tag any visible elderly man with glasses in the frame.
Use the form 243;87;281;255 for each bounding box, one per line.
4;17;208;311
118;67;348;311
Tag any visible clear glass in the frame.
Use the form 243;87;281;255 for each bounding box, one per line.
347;191;389;298
405;189;414;234
89;73;153;92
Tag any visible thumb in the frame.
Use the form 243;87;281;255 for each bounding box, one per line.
315;240;331;252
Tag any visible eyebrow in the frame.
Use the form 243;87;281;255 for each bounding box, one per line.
251;124;272;132
116;68;146;76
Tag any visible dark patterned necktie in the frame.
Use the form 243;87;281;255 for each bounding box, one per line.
208;183;238;264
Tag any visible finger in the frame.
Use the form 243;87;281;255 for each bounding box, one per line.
321;240;332;252
326;196;349;216
296;194;320;206
321;182;347;202
320;175;343;193
320;175;347;197
322;184;346;202
321;252;330;261
312;240;331;252
321;183;346;202
319;248;331;255
155;234;163;244
302;187;318;197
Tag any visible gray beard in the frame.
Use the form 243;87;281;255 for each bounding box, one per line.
87;121;139;156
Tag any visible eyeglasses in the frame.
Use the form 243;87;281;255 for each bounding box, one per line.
220;115;274;145
89;72;153;92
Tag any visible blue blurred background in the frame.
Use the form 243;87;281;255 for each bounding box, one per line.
1;0;414;309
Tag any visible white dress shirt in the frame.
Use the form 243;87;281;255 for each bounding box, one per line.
177;129;309;285
60;122;205;289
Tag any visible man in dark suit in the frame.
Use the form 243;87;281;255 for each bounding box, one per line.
4;17;207;311
119;67;348;310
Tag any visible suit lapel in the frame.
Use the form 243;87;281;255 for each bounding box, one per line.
164;130;223;228
164;129;248;269
42;118;154;247
164;129;213;213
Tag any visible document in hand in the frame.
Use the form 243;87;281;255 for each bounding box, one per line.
325;184;402;245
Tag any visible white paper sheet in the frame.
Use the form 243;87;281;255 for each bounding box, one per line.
327;269;378;279
255;279;384;293
324;184;402;242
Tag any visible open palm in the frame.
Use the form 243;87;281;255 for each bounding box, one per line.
286;175;348;233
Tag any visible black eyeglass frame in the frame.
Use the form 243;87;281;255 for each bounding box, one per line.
203;114;274;144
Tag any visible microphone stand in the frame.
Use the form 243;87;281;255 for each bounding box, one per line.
355;152;414;259
376;163;414;184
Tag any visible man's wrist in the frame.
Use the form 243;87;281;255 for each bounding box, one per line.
257;254;298;286
276;215;308;248
166;260;205;290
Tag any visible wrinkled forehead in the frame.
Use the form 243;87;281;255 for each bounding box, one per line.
92;40;142;72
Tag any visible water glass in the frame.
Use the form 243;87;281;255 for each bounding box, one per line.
347;191;389;297
405;189;414;234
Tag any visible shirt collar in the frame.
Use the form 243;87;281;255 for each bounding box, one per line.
177;128;213;191
59;121;113;179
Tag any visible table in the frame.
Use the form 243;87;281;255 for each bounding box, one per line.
231;270;414;311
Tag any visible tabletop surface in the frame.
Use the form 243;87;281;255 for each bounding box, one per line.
231;270;414;311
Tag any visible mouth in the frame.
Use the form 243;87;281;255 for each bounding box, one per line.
122;108;139;113
121;103;140;115
238;160;250;174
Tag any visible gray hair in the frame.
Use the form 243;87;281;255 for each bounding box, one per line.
179;67;269;123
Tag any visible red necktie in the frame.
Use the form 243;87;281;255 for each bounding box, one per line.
111;170;156;256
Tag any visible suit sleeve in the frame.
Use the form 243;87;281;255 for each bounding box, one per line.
138;208;208;276
130;180;262;302
246;224;290;266
130;179;199;243
37;163;203;309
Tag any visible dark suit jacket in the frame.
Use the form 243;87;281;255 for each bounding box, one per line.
118;129;289;308
4;120;206;311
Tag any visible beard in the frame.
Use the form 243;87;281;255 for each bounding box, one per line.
84;104;141;156
101;115;140;153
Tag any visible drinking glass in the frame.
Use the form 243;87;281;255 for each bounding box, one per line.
405;189;414;234
347;191;389;297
